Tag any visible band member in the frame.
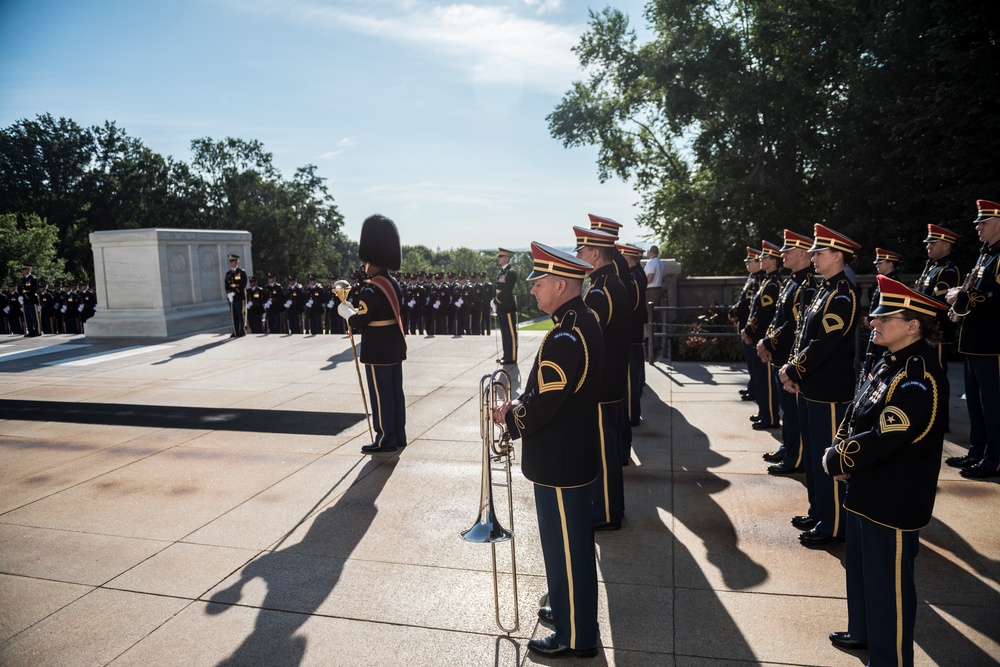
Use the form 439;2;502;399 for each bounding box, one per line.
494;241;602;659
618;243;648;432
824;275;948;665
916;224;961;433
742;240;783;430
859;248;902;385
246;277;266;334
285;275;304;334
264;272;284;334
224;254;248;337
574;226;629;529
946;199;1000;478
494;248;518;365
339;214;407;454
17;264;40;337
779;224;861;546
730;249;764;400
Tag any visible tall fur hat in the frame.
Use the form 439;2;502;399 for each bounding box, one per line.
358;214;401;270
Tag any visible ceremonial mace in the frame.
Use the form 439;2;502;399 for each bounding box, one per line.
333;280;374;442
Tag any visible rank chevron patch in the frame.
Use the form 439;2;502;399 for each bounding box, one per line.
879;406;910;433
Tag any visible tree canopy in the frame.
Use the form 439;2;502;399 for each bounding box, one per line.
549;0;1000;275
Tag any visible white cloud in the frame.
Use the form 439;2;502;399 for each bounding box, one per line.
319;137;358;160
523;0;564;14
232;1;583;93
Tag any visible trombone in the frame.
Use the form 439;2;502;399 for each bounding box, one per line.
460;369;520;634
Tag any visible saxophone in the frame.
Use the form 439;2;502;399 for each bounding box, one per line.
948;252;981;323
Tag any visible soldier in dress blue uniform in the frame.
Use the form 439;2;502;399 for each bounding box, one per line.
246;277;266;334
0;287;9;335
494;248;519;365
945;199;1000;478
305;274;325;335
742;240;783;430
574;226;630;529
264;272;284;334
285;274;305;334
454;272;472;336
823;275;948;665
38;280;56;334
494;241;602;660
759;230;819;473
779;224;861;546
731;249;764;400
916;224;961;434
224;254;248;337
64;280;80;335
618;243;648;434
6;283;24;334
859;248;902;385
338;214;407;454
79;279;97;332
17;264;41;337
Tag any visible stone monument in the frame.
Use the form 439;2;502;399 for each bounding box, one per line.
85;228;252;338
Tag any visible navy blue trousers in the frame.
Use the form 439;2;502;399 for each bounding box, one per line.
23;303;39;336
498;311;518;363
230;300;245;336
752;358;780;426
365;363;406;448
627;343;644;427
534;483;598;650
964;354;1000;470
778;373;803;467
741;340;757;398
590;400;624;525
846;512;920;667
799;396;848;538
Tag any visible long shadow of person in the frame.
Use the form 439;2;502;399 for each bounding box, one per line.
320;347;357;371
206;457;397;667
152;337;232;365
593;381;765;664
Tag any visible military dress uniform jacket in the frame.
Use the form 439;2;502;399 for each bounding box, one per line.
953;241;1000;355
17;274;39;305
265;283;285;312
729;271;763;329
742;270;782;345
763;268;817;366
584;264;631;402
225;268;248;302
784;270;859;403
915;256;960;343
630;264;648;344
347;271;406;365
824;340;945;529
504;296;604;487
494;265;517;313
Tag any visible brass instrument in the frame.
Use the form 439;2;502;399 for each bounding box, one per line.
461;369;520;634
947;259;978;323
332;279;374;442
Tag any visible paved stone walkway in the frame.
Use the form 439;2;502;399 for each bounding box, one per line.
0;331;997;666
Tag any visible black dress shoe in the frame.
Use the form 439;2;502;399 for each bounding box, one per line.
945;454;976;468
960;463;1000;479
829;631;868;650
762;450;785;462
740;394;755;401
593;521;622;532
739;389;750;396
360;443;397;454
791;515;817;530
768;463;802;475
527;634;598;659
751;421;779;431
538;606;554;623
799;528;844;546
749;415;761;422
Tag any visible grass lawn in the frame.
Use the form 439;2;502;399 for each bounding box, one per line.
520;319;553;331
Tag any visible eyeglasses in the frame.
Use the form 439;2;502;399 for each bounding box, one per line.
873;315;910;323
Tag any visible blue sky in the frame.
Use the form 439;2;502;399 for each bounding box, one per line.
0;0;653;252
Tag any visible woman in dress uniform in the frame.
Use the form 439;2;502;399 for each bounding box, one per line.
823;274;948;666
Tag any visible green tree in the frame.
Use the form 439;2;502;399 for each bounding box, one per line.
0;213;65;285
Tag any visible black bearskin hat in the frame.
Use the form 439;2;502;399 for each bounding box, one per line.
358;214;401;270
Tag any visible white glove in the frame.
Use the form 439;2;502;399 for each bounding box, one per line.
433;300;440;309
306;299;313;308
264;299;271;309
2;306;8;313
408;300;415;308
327;300;334;309
61;305;67;313
455;298;463;308
284;300;292;309
18;296;24;305
227;292;234;303
338;302;357;320
78;304;84;312
490;301;497;314
93;304;98;311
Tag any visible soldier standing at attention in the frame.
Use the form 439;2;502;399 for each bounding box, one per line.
79;279;97;332
38;280;56;335
859;248;902;385
731;249;764;401
224;254;248;338
742;240;783;431
246;277;266;334
305;274;325;335
285;274;304;334
946;199;1000;478
264;272;284;335
17;264;40;337
618;243;648;432
338;215;407;454
494;248;518;365
494;241;603;660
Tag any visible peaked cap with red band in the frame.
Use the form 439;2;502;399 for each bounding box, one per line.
760;240;782;259
573;226;617;250
744;247;762;261
923;224;960;244
527;242;593;280
587;213;622;239
871;274;947;317
873;247;902;265
781;229;813;251
808;224;861;254
974;199;1000;224
615;243;644;258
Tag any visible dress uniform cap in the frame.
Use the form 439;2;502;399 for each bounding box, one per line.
871;274;948;317
20;263;31;271
760;240;782;259
359;214;402;270
873;247;902;265
974;199;1000;224
615;243;644;258
308;273;317;281
780;229;814;251
587;213;622;239
228;254;239;261
923;224;960;244
573;226;617;251
497;247;515;257
808;224;861;254
527;241;593;280
744;247;763;262
287;274;297;281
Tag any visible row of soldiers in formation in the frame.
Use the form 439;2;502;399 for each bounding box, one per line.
2;266;97;336
223;265;505;337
